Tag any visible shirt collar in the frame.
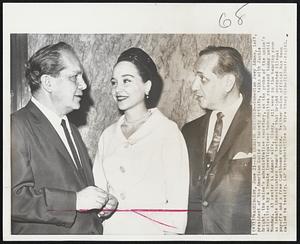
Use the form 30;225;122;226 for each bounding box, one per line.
31;96;69;128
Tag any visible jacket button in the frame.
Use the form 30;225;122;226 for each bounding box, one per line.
120;166;125;173
202;201;209;207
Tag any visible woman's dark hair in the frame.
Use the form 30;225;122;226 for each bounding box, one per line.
116;47;163;109
25;42;76;94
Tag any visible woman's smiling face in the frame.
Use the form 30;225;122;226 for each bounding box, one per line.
111;61;148;111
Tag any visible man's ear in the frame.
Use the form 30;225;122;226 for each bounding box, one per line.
40;74;53;92
223;73;236;93
144;80;152;96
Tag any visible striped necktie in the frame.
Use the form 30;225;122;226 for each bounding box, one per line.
205;112;224;167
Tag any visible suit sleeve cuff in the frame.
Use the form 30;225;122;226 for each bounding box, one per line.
45;188;77;227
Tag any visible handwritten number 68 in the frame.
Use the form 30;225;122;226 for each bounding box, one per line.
219;3;248;29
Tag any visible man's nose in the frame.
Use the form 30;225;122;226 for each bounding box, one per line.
191;77;201;92
77;76;87;90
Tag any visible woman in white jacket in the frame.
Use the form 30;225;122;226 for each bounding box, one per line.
93;47;189;235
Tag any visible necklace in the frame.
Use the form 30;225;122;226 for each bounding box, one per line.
123;110;152;126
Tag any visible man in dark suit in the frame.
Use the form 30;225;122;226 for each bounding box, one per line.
182;46;252;234
11;42;117;234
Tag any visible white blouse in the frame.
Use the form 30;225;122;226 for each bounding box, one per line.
93;108;189;235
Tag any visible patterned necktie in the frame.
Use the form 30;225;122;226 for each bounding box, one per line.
205;112;224;166
61;119;87;184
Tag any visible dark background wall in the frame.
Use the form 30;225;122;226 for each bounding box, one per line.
10;34;27;113
11;34;251;160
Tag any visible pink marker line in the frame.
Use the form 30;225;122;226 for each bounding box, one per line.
111;208;191;212
48;208;201;228
131;210;177;229
48;208;201;212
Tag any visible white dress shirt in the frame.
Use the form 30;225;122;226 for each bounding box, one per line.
31;97;82;168
93;108;189;234
206;94;243;151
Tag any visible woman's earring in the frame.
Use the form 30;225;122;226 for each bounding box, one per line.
146;94;149;99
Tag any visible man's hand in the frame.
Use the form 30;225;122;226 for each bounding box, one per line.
98;193;118;217
76;186;109;211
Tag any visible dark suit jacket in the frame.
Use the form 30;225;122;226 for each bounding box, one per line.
182;101;252;234
11;101;103;234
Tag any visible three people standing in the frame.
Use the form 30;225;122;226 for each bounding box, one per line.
11;42;251;235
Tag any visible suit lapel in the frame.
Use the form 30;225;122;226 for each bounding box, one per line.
26;101;87;186
205;101;251;196
189;111;211;184
70;124;93;186
214;101;251;165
